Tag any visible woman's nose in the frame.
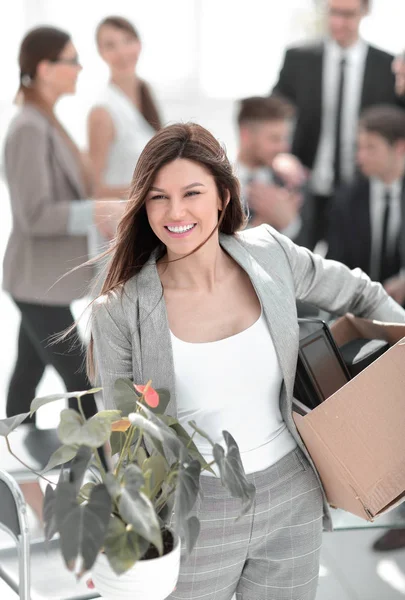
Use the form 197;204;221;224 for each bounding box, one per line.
167;197;186;220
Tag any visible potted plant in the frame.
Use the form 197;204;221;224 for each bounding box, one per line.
0;378;256;600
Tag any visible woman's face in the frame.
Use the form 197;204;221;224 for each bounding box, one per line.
38;41;82;97
97;25;141;76
145;158;224;259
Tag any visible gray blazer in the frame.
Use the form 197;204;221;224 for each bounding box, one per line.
2;105;93;305
91;225;405;529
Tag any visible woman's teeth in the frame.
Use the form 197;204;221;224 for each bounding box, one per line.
166;224;195;233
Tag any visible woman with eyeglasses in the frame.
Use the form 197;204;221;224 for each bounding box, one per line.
3;26;125;429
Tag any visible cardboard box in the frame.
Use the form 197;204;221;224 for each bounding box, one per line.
293;314;405;520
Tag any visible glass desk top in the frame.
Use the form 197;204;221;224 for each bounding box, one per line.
331;505;405;531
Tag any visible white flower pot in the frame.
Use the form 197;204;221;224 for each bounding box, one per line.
92;530;181;600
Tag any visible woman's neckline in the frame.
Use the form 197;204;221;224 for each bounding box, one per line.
170;309;264;346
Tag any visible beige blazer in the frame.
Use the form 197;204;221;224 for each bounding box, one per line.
2;105;94;305
91;225;405;529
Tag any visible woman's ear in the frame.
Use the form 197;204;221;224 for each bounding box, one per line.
218;190;231;211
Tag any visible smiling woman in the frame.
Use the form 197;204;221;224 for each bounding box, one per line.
145;159;224;252
85;121;405;600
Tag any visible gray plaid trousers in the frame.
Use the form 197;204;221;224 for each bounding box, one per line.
169;448;323;600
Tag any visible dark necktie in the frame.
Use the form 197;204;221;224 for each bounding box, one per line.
378;189;392;282
334;56;346;188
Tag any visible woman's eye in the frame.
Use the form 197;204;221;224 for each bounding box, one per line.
185;190;200;197
150;194;166;200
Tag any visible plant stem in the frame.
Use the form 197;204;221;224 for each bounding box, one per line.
94;448;106;479
5;437;55;486
76;396;87;422
77;395;107;479
114;426;136;476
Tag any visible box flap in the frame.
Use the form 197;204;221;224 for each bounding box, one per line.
331;314;405;346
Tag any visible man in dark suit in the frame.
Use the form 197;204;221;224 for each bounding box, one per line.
273;0;403;248
327;104;405;304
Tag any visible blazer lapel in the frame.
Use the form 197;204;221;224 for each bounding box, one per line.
360;45;373;108
311;43;324;131
136;255;177;417
220;235;297;401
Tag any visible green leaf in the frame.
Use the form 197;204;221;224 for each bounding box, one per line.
0;413;30;436
113;378;139;417
104;515;150;575
157;414;178;427
110;431;127;456
173;459;201;554
128;413;164;442
169;422;215;474
42;444;79;473
69;446;93;492
150;389;171;414
142;455;169;497
30;388;102;415
43;484;58;541
57;409;111;448
96;410;122;423
78;482;95;503
137;403;184;459
106;465;163;555
183;515;200;555
213;431;256;517
188;420;215;447
55;482;112;576
135;446;148;466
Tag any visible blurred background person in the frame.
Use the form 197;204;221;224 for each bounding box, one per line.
3;26;124;442
235;95;309;245
86;15;162;261
327;104;405;305
88;15;162;199
273;0;403;249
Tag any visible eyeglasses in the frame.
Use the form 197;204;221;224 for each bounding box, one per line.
328;8;362;20
50;56;81;66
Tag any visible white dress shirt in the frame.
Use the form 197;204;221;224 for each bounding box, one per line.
369;178;402;280
311;38;368;195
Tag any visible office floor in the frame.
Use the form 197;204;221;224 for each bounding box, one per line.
1;181;405;598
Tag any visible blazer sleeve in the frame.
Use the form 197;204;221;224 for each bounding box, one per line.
5;122;80;237
265;225;405;323
91;294;133;409
272;48;297;103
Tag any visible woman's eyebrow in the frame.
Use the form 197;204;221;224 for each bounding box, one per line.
149;182;206;193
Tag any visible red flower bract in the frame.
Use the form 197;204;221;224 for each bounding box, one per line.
134;384;160;408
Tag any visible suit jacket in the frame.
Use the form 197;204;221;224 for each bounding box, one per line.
326;175;405;279
273;42;403;169
91;225;405;529
2;105;94;305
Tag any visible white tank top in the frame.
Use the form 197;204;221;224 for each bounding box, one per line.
170;312;297;476
94;83;156;186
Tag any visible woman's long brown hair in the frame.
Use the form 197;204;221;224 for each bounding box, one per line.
87;122;246;379
96;16;162;131
17;26;93;195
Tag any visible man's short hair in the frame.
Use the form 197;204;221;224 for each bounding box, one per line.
237;95;295;127
359;105;405;145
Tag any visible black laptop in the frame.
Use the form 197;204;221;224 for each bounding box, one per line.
293;318;351;410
